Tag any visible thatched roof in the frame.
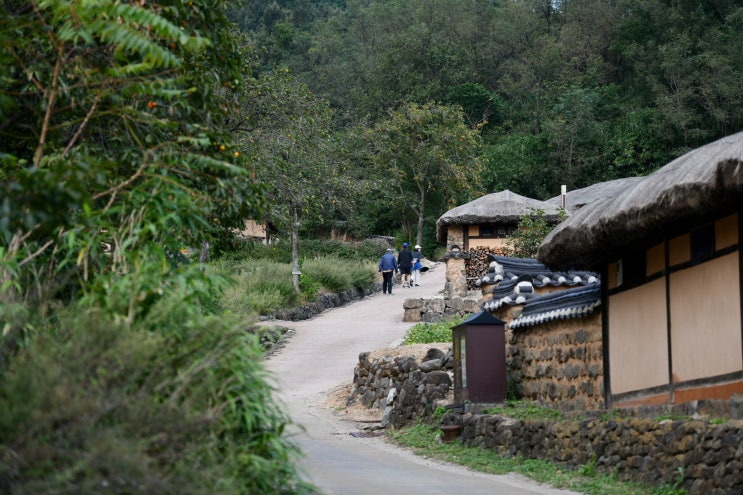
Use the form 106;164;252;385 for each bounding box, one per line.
546;177;646;213
436;190;563;243
538;131;743;269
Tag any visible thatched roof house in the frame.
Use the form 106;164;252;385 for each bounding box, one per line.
545;176;645;214
539;132;743;270
537;131;743;408
436;190;563;249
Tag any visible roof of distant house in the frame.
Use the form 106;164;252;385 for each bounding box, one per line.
436;190;563;243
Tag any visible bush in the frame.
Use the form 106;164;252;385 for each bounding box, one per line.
0;302;312;494
210;256;377;316
229;238;386;264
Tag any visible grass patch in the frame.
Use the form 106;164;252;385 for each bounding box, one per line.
211;259;299;315
301;256;377;292
403;315;465;344
210;255;377;316
388;423;687;495
481;401;564;421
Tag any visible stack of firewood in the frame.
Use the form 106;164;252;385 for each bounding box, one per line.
465;247;512;290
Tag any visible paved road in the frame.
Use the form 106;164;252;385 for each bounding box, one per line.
266;265;581;495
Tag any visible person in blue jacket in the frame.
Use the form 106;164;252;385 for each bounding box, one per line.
378;248;398;295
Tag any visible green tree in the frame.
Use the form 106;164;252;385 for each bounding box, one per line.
235;69;350;292
506;208;564;258
0;1;308;492
1;0;262;300
366;102;483;247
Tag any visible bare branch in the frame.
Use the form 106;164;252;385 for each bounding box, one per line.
63;97;100;157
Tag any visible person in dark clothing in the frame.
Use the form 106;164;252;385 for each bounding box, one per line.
378;248;399;295
397;242;414;288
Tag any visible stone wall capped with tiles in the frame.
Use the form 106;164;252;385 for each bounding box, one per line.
492;307;604;411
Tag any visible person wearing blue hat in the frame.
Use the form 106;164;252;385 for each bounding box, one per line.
397;242;414;288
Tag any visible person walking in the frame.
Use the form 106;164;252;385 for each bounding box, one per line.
378;248;398;295
411;244;424;286
397;242;414;288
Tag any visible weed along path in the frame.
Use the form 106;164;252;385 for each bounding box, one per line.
266;264;580;495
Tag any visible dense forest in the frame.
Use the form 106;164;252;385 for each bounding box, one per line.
228;0;743;243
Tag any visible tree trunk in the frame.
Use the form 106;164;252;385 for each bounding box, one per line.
199;240;210;271
291;207;301;293
416;187;426;248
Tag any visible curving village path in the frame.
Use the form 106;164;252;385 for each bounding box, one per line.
265;263;581;495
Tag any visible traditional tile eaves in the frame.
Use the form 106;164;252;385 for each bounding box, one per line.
508;283;602;329
478;255;601;329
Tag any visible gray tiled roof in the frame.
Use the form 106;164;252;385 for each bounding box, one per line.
508;283;601;329
479;255;601;329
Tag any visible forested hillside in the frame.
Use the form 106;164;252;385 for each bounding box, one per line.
233;0;743;206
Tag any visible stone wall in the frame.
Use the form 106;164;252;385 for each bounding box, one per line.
349;347;453;427
446;225;464;249
445;257;469;296
402;295;482;323
442;411;743;495
268;286;375;321
506;313;604;410
488;301;604;410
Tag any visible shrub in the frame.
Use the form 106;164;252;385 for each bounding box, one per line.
0;303;312;494
211;259;299;315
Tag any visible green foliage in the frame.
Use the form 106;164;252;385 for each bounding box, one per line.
299;239;387;262
432;406;447;422
210;259;300;315
0;296;311;495
403;316;465;345
211;255;377;315
506;208;565;259
301;256;376;292
1;0;262;306
239;0;743;211
0;1;311;492
366;102;484;246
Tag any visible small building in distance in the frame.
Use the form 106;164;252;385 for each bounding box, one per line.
436;190;563;252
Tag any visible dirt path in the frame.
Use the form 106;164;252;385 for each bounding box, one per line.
265;264;581;495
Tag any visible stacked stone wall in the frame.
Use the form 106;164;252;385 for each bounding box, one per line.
402;295;481;323
443;412;743;495
507;313;604;410
445;257;468;296
446;225;464;250
349;348;453;427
